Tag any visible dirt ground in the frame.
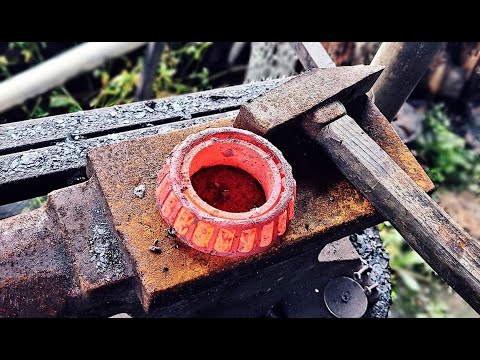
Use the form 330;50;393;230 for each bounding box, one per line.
437;190;480;317
438;191;480;239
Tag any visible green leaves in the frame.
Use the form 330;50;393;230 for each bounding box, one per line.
50;94;78;109
29;105;49;119
90;59;142;108
9;42;46;63
49;88;82;113
396;269;420;292
380;222;449;317
90;42;213;108
153;42;212;98
414;104;480;193
182;42;212;61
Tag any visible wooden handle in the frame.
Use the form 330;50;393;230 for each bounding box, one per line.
316;114;480;312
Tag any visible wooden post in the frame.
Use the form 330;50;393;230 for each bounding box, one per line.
368;42;444;120
135;42;165;101
289;42;336;69
289;41;480;313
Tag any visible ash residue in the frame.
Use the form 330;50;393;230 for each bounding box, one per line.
349;226;391;318
134;184;146;198
88;208;125;277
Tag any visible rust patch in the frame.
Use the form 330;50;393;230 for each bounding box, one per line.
88;98;433;311
346;95;434;192
191;165;266;213
0;208;72;317
48;178;134;293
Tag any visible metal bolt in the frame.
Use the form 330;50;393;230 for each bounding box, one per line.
353;264;370;280
364;282;378;296
341;291;351;303
324;276;368;318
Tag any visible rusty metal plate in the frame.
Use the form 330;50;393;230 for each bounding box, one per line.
87;96;433;310
324;276;368;318
48;179;134;294
0;209;73;317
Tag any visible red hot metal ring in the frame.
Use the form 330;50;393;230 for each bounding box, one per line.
155;127;296;257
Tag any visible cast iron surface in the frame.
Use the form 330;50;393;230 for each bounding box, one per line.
0;78;291;206
324;276;368;318
274;228;390;318
0;182;366;317
87;95;431;311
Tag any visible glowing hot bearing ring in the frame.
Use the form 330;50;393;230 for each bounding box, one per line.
155;127;296;257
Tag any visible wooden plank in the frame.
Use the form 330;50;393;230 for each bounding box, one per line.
0;79;287;155
317;114;480;313
0;111;237;205
134;42;165;101
289;42;336;69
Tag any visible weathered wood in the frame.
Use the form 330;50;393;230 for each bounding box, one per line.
291;42;479;312
369;42;444;120
0;78;287;155
0;111;237;205
134;42;165;101
289;42;335;69
317;114;480;312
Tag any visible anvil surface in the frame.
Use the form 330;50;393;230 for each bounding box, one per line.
0;95;433;317
87;95;433;310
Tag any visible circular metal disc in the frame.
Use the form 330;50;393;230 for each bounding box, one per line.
323;276;368;318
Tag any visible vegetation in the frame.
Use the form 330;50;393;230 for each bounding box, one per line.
381;104;480;317
0;42;212;117
380;222;450;317
415;104;480;193
90;42;212;108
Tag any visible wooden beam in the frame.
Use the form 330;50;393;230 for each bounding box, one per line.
317;114;480;312
289;42;335;69
369;42;444;120
134;42;165;101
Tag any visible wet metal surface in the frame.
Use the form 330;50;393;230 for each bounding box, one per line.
0;79;287;155
88;96;433;310
0;112;237;205
48;178;134;293
0;208;72;317
324;276;368;318
0;177;137;317
0;83;429;316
